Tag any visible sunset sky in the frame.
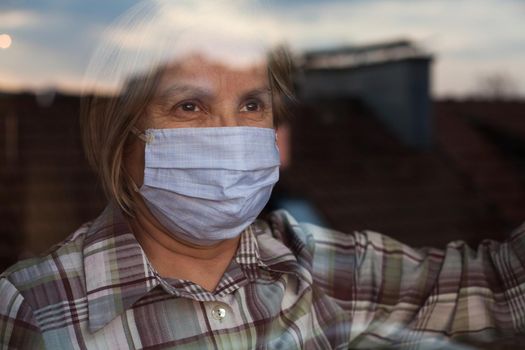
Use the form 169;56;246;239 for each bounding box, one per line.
0;0;524;98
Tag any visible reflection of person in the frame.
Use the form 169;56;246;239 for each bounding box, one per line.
1;2;525;349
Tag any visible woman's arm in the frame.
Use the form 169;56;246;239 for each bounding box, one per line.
275;210;525;347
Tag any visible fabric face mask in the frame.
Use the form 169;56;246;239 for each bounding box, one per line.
133;126;280;245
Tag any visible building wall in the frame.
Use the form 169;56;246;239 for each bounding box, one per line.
298;58;432;148
0;93;105;271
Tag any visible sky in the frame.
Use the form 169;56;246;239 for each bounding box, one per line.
0;0;524;98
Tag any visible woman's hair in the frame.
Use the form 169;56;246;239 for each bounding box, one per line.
80;1;296;215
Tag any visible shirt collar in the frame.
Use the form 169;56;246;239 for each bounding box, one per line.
83;205;159;333
248;214;314;287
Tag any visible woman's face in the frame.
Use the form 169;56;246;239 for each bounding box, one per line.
145;55;273;129
126;55;274;188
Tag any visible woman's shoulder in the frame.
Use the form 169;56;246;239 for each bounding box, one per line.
0;220;94;303
266;209;365;247
264;209;367;265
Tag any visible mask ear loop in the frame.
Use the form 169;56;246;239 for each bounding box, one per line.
131;126;154;143
128;126;152;193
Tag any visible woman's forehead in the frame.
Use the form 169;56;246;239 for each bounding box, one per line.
158;56;269;90
163;55;267;77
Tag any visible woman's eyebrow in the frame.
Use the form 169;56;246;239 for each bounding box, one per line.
159;84;214;100
239;87;271;101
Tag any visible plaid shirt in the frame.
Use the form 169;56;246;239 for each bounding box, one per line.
1;205;525;349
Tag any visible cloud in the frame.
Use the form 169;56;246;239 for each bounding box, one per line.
260;0;525;96
0;10;41;29
0;0;136;25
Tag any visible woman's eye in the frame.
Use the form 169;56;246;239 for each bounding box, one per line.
178;102;201;112
240;101;262;112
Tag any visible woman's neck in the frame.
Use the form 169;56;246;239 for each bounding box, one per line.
128;204;241;292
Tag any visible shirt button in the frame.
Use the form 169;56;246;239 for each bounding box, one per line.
211;305;227;321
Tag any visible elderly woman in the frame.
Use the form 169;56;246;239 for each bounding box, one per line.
1;1;525;349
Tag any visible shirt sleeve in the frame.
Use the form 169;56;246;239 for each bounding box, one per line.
304;220;525;347
0;277;45;349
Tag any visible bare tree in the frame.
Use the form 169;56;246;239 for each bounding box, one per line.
473;72;519;100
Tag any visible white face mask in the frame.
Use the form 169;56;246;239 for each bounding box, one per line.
133;126;280;245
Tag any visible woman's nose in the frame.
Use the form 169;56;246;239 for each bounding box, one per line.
211;103;240;127
217;114;240;127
